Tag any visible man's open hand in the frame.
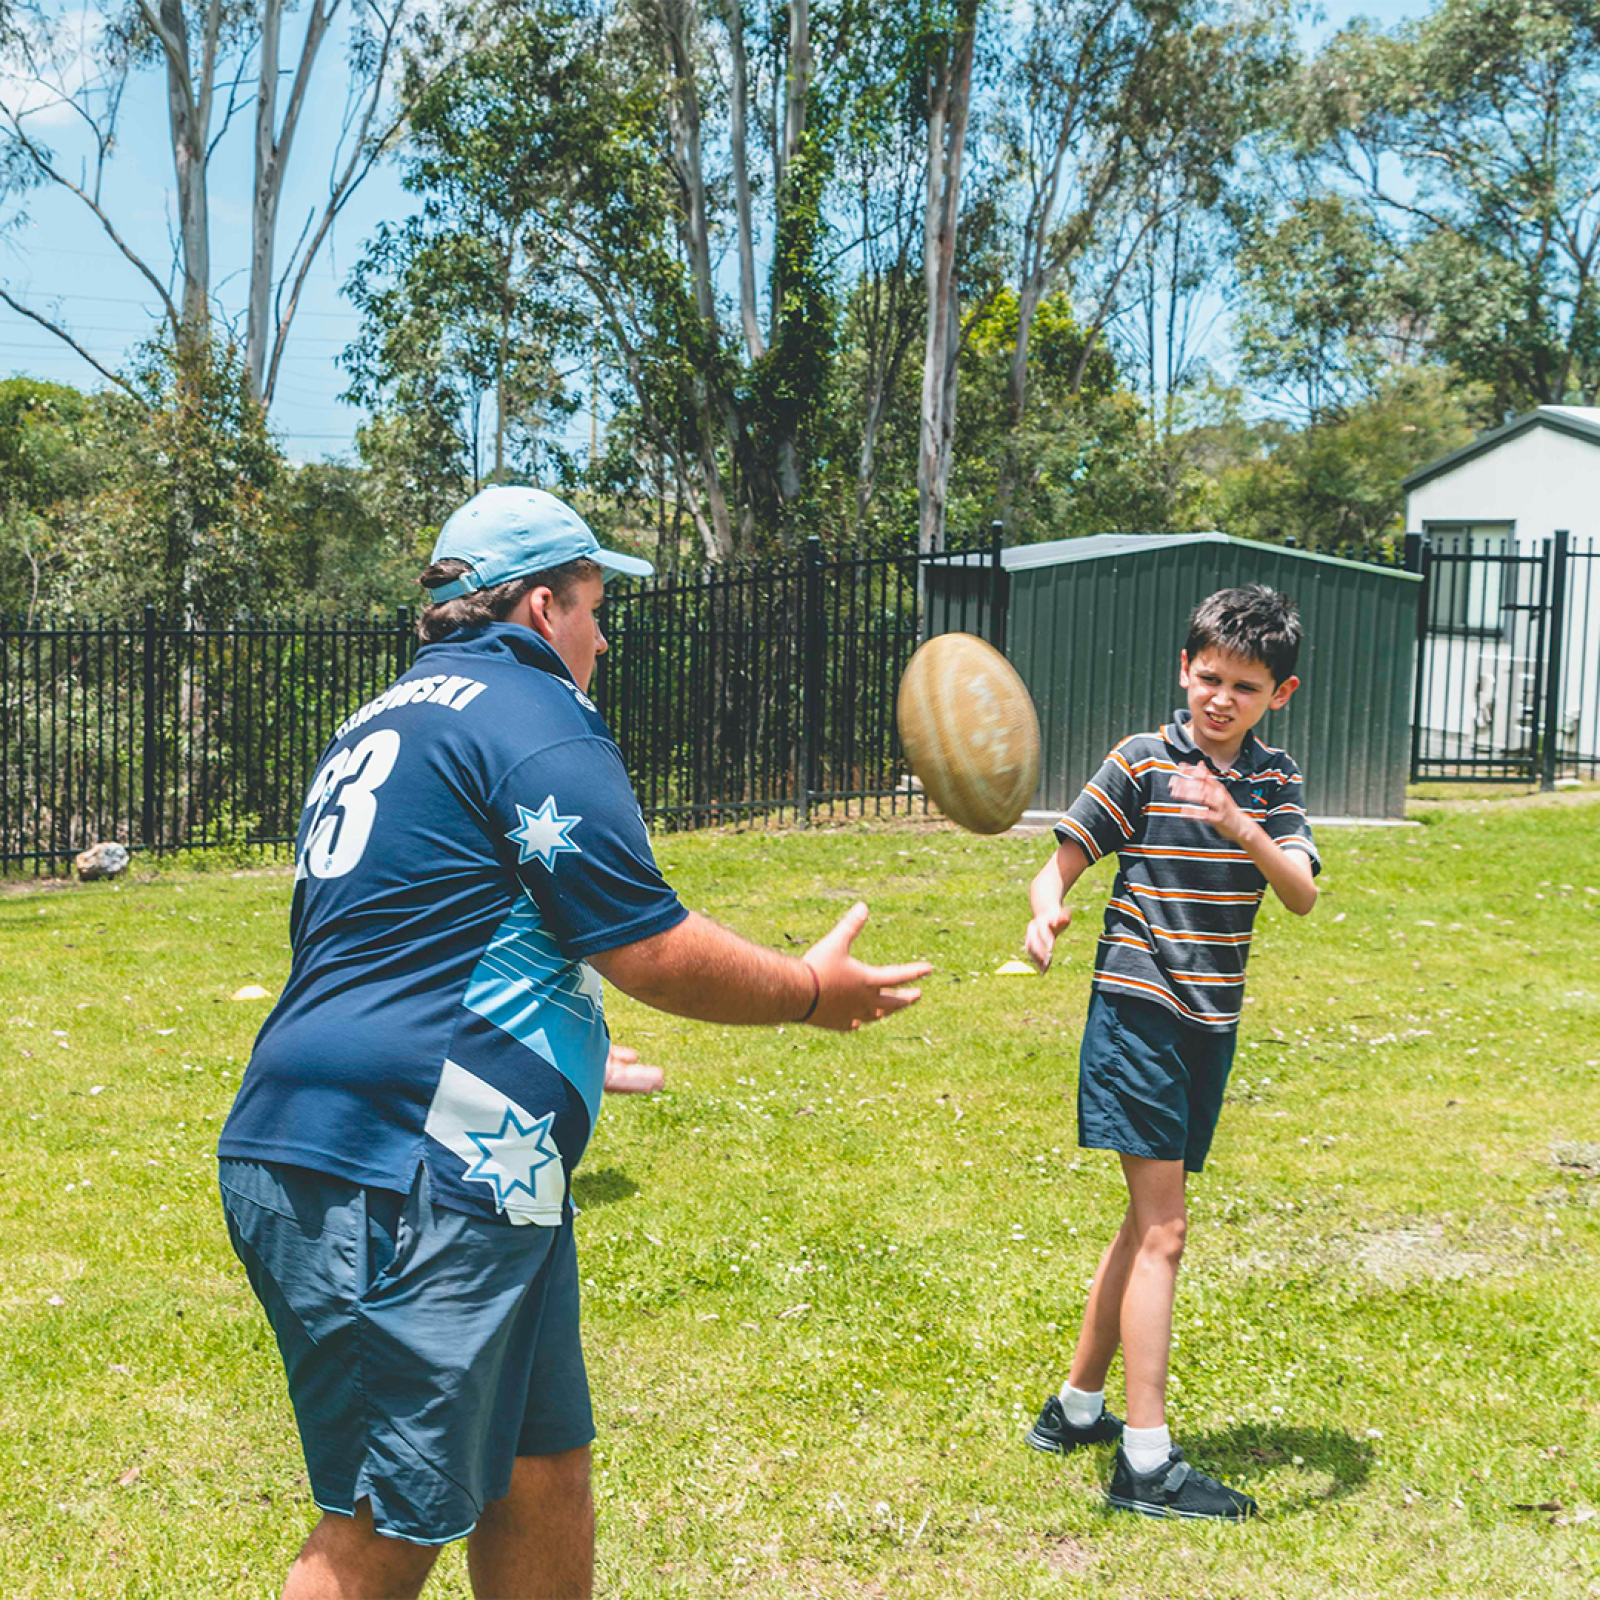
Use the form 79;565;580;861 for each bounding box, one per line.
803;902;931;1031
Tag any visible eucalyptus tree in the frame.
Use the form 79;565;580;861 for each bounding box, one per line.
916;0;984;552
0;0;468;408
1300;0;1600;411
340;6;599;491
994;0;1293;524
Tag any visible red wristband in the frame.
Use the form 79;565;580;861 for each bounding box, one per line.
797;961;821;1023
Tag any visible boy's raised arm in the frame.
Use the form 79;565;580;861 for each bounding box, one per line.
1169;764;1319;916
1025;839;1093;972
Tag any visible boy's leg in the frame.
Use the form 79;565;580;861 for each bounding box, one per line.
1115;1153;1186;1429
1065;1206;1137;1394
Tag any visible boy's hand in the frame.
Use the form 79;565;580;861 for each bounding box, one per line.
1170;762;1249;843
1024;906;1072;973
603;1043;664;1094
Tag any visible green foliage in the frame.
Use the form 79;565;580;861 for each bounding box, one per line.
0;378;118;616
950;290;1180;539
748;128;840;534
1207;366;1484;549
1301;0;1600;411
1233;194;1392;425
342;2;597;494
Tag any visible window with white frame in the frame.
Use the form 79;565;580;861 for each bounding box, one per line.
1424;523;1515;634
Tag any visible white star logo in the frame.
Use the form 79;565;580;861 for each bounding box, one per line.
506;796;583;870
462;1106;562;1208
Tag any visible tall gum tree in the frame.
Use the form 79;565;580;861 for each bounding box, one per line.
0;0;471;409
1299;0;1600;410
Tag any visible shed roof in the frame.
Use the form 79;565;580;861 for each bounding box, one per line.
934;530;1418;580
1402;405;1600;492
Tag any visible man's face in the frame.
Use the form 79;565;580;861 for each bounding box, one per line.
542;573;608;692
1179;646;1297;764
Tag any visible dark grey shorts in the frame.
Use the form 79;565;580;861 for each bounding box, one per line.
219;1157;593;1545
1077;990;1237;1173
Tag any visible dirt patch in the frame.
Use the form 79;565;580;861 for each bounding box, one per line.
1032;1531;1094;1577
1550;1140;1600;1177
1231;1220;1525;1285
1407;785;1600;816
1348;1225;1502;1285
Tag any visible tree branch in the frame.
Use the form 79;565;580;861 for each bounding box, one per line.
0;288;150;405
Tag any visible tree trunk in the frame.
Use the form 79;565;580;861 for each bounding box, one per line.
918;2;977;554
660;0;735;558
725;0;765;362
154;0;212;356
247;0;332;401
772;0;811;504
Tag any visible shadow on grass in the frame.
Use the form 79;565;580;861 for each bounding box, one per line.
571;1166;640;1209
1178;1423;1375;1515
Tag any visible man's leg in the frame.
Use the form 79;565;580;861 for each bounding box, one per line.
282;1502;439;1600
466;1446;594;1600
1115;1153;1187;1429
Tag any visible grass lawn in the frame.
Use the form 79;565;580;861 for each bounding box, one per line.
1;790;1597;1598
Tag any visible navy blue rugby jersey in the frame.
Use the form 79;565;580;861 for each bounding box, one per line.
218;621;687;1225
1054;710;1319;1032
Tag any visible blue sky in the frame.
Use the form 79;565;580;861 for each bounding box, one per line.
0;0;1430;467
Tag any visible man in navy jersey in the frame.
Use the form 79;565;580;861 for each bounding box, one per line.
219;485;930;1600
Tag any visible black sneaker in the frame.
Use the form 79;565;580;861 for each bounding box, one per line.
1025;1394;1125;1454
1105;1446;1258;1521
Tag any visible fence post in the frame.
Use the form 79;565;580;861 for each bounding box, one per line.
1405;534;1429;784
1540;529;1570;792
988;520;1007;654
800;536;824;826
141;604;157;852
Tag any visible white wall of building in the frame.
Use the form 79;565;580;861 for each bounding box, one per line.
1405;415;1600;544
1405;413;1600;768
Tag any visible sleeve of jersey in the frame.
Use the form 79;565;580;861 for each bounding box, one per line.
490;736;688;959
1261;761;1321;876
1053;747;1143;863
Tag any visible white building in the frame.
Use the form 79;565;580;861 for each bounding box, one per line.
1403;406;1600;774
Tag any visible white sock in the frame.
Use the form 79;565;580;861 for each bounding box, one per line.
1056;1382;1105;1428
1122;1423;1172;1475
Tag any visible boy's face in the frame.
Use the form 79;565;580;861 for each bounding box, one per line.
1179;646;1299;765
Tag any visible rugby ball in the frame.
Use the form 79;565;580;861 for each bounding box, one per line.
897;633;1041;834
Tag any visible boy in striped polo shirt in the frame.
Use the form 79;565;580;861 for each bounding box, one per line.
1020;585;1320;1521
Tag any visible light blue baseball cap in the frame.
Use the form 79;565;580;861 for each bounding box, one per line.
426;485;653;601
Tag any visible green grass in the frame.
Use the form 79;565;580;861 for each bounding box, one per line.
1;794;1598;1597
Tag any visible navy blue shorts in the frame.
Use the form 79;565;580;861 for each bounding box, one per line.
219;1157;594;1546
1076;990;1237;1173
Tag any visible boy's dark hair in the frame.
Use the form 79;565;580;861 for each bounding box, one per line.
1185;585;1302;684
415;556;602;644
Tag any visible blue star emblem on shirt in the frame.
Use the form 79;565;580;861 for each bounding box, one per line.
462;1105;562;1206
506;796;583;870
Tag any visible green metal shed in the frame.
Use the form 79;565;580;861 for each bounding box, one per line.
925;532;1422;819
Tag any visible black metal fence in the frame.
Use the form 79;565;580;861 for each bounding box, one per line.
0;611;414;873
1408;529;1598;784
5;524;1593;871
0;534;1005;872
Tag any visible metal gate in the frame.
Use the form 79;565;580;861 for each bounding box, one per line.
1409;529;1598;785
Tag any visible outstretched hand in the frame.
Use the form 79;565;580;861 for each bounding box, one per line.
602;1043;664;1094
1023;904;1072;973
803;902;931;1031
